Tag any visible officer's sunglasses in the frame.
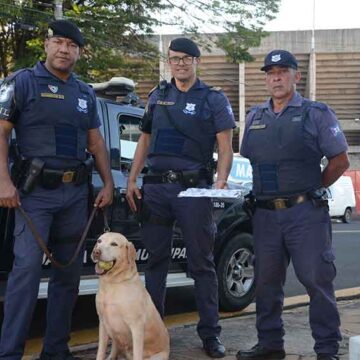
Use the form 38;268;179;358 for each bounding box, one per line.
168;56;195;65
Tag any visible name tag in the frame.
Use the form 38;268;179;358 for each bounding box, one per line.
156;100;175;105
41;93;65;99
291;116;302;122
249;124;266;130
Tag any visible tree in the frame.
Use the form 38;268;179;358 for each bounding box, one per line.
0;0;280;81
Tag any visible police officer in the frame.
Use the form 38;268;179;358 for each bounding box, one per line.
236;50;349;360
0;20;113;360
126;37;235;358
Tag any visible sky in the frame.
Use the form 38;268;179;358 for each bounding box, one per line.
265;0;360;31
157;0;360;35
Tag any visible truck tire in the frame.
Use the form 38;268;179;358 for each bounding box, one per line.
216;233;255;312
342;208;352;224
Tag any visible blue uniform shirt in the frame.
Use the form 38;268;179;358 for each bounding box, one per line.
241;92;348;160
241;92;348;198
0;62;101;168
141;78;236;171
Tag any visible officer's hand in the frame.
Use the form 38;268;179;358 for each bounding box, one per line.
126;180;141;213
214;180;228;190
94;184;114;209
0;180;21;208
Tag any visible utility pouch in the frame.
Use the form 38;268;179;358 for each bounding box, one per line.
133;194;151;224
242;191;256;218
21;158;45;194
181;170;200;188
75;157;94;186
11;158;27;188
9;141;26;187
205;160;216;185
41;169;63;189
308;187;329;209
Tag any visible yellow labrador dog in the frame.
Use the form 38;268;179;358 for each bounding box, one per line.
91;232;170;360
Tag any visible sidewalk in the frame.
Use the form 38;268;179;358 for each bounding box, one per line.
67;294;360;360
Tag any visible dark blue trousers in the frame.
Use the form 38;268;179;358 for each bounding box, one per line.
0;184;88;360
142;183;221;340
253;200;341;355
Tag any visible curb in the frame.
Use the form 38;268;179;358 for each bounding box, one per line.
23;287;360;357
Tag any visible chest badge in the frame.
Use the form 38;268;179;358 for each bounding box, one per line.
77;98;88;113
48;85;58;93
183;103;196;115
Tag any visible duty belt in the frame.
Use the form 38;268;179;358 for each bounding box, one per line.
143;169;210;186
256;194;309;210
42;168;79;183
40;166;90;189
143;170;183;184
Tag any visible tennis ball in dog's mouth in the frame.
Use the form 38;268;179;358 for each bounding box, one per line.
98;261;114;271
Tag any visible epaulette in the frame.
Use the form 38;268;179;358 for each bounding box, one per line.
148;85;158;97
149;80;169;98
4;68;31;83
309;101;328;111
77;79;92;94
246;105;259;116
209;86;222;92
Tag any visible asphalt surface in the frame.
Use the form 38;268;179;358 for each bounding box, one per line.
22;288;360;359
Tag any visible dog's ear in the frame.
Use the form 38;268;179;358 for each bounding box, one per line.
90;243;98;262
126;242;137;264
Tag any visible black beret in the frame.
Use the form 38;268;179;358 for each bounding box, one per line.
169;37;201;57
48;20;84;47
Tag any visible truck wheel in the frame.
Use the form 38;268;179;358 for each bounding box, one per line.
216;233;255;312
342;208;352;223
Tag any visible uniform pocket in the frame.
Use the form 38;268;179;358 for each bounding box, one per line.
322;249;335;263
320;248;337;282
13;222;25;237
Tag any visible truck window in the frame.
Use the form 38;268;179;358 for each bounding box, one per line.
118;114;141;142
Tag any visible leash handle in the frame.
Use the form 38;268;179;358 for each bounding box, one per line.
17;206;98;268
102;207;111;232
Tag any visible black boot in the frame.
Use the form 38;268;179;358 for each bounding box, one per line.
38;349;80;360
236;343;286;360
317;354;339;360
202;337;226;358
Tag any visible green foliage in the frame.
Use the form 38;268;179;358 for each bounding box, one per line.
0;0;280;80
0;1;51;76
